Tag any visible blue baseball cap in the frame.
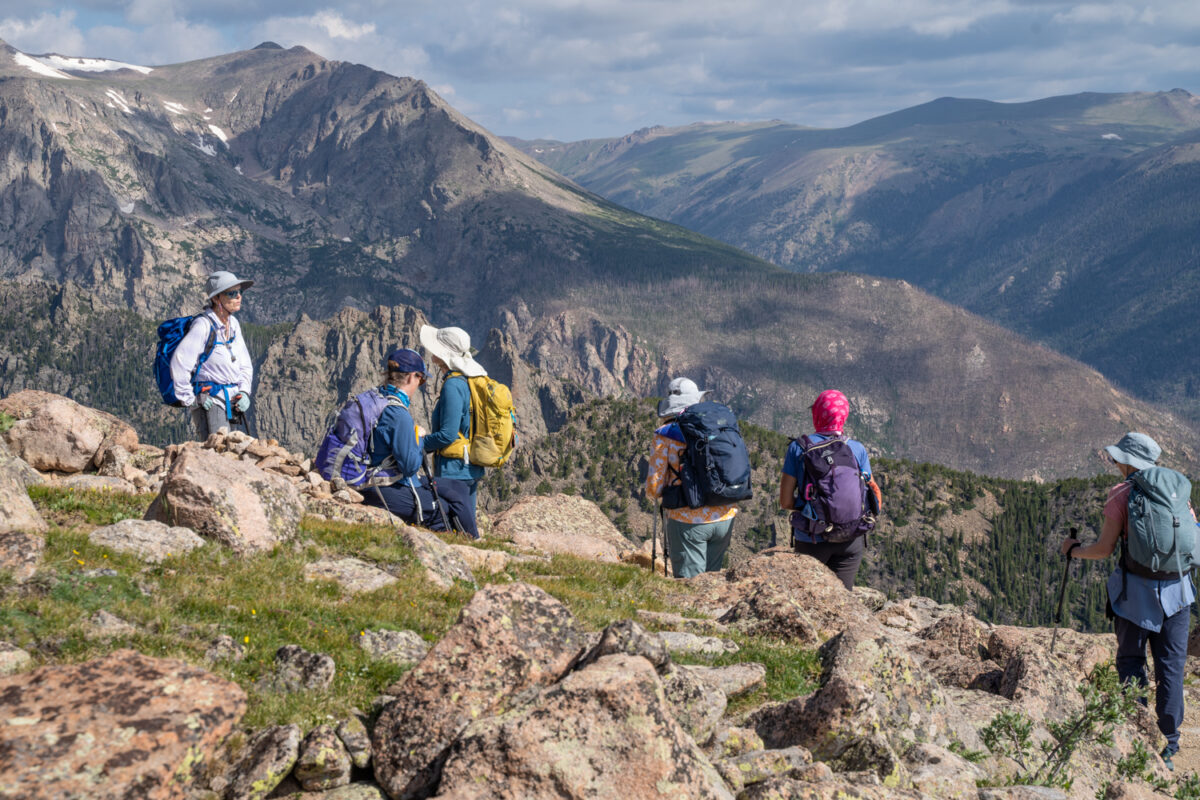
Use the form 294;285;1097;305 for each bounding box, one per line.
386;348;427;377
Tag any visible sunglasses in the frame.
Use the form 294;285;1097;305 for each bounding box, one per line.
222;289;242;299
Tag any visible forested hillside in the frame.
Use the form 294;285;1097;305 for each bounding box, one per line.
484;396;1200;633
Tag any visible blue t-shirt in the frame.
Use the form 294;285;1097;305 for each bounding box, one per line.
783;434;872;544
1107;568;1196;632
424;375;484;482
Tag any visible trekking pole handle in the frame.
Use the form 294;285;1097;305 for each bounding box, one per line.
1066;541;1081;559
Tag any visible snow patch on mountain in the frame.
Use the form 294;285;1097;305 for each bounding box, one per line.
13;52;74;80
37;55;152;75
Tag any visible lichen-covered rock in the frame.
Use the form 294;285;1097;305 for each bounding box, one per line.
336;717;371;769
295;724;352;791
0;649;245;800
720;551;876;644
491;493;632;562
272;785;388;800
264;645;335;692
205;635;247;664
577;618;671;673
707;725;765;761
0;467;46;535
371;582;588;800
88;519;205;563
905;742;986;798
146;443;303;555
737;776;927;799
396;523;475;590
748;626;983;783
0;389;138;473
304;556;398;595
662;662;726;744
0;530;44;582
680;662;766;699
448;543;509;574
635;608;730;635
222;724;302;800
715;746;812;793
0;641;32;675
87;609;137;640
658;630;739;657
432;654;734;800
357;629;429;665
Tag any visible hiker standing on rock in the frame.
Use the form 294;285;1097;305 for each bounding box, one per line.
645;378;741;579
1061;432;1197;771
169;271;254;440
779;389;879;591
359;348;479;538
420;325;488;515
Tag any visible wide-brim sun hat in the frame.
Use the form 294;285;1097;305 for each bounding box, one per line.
657;377;709;418
1105;432;1161;472
206;270;254;300
419;324;487;378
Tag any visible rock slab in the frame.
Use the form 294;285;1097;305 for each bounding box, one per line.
0;649;246;800
372;582;588;800
0;390;138;473
491;493;632;562
88;519;205;563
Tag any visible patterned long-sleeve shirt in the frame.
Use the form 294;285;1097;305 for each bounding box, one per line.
645;423;738;524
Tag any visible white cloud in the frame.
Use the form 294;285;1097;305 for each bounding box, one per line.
253;10;428;76
310;10;375;40
1053;4;1138;26
0;11;87;55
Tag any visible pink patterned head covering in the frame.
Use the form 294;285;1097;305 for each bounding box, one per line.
811;389;849;434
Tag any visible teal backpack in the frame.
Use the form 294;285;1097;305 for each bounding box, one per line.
1124;467;1198;578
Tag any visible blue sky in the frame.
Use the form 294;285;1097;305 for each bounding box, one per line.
2;1;1199;141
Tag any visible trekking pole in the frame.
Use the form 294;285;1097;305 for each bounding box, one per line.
1049;527;1078;654
660;506;671;577
650;506;658;575
421;455;457;536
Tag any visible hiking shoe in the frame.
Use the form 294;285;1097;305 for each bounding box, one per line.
1161;745;1179;771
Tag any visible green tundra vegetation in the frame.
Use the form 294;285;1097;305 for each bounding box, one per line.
484;396;1200;634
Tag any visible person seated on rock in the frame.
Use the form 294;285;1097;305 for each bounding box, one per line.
419;324;489;516
169;271;254;440
779;389;877;591
645;377;738;579
361;348;479;539
1061;432;1197;771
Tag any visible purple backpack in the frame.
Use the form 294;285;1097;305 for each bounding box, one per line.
315;387;405;487
791;434;875;543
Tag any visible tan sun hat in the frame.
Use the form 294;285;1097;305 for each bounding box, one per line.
419;324;487;378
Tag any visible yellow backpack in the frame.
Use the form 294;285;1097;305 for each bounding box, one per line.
439;373;517;467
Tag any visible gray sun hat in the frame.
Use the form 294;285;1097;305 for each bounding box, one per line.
205;270;254;300
657;377;709;418
1105;432;1161;472
419;324;487;378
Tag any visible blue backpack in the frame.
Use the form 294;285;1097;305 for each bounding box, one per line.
661;401;753;509
314;388;405;488
154;315;217;406
1124;467;1198;578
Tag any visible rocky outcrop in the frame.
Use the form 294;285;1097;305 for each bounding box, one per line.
491;493;633;562
0;389;137;473
0;649;245;799
146;443;304;554
372;582;589;799
0;531;44;582
433;654;733;800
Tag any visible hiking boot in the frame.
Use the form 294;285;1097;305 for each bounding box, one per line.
1161;744;1179;771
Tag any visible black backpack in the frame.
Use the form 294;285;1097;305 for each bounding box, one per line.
661;401;754;509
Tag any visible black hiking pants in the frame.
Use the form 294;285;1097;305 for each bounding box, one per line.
791;533;865;590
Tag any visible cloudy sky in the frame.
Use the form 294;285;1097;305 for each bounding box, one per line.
2;1;1199;141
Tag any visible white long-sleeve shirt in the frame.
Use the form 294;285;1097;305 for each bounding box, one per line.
168;309;253;407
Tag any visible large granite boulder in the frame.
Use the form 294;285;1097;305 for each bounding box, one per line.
749;626;983;782
146;443;304;554
491;493;633;562
372;582;589;800
0;649;245;799
0;389;137;473
0;438;44;488
433;654;734;799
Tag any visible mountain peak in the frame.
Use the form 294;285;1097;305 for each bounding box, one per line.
252;41;284;50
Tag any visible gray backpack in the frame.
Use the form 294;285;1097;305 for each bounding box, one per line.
1124;466;1197;578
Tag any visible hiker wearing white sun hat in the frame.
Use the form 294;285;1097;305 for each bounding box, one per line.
420;324;488;513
